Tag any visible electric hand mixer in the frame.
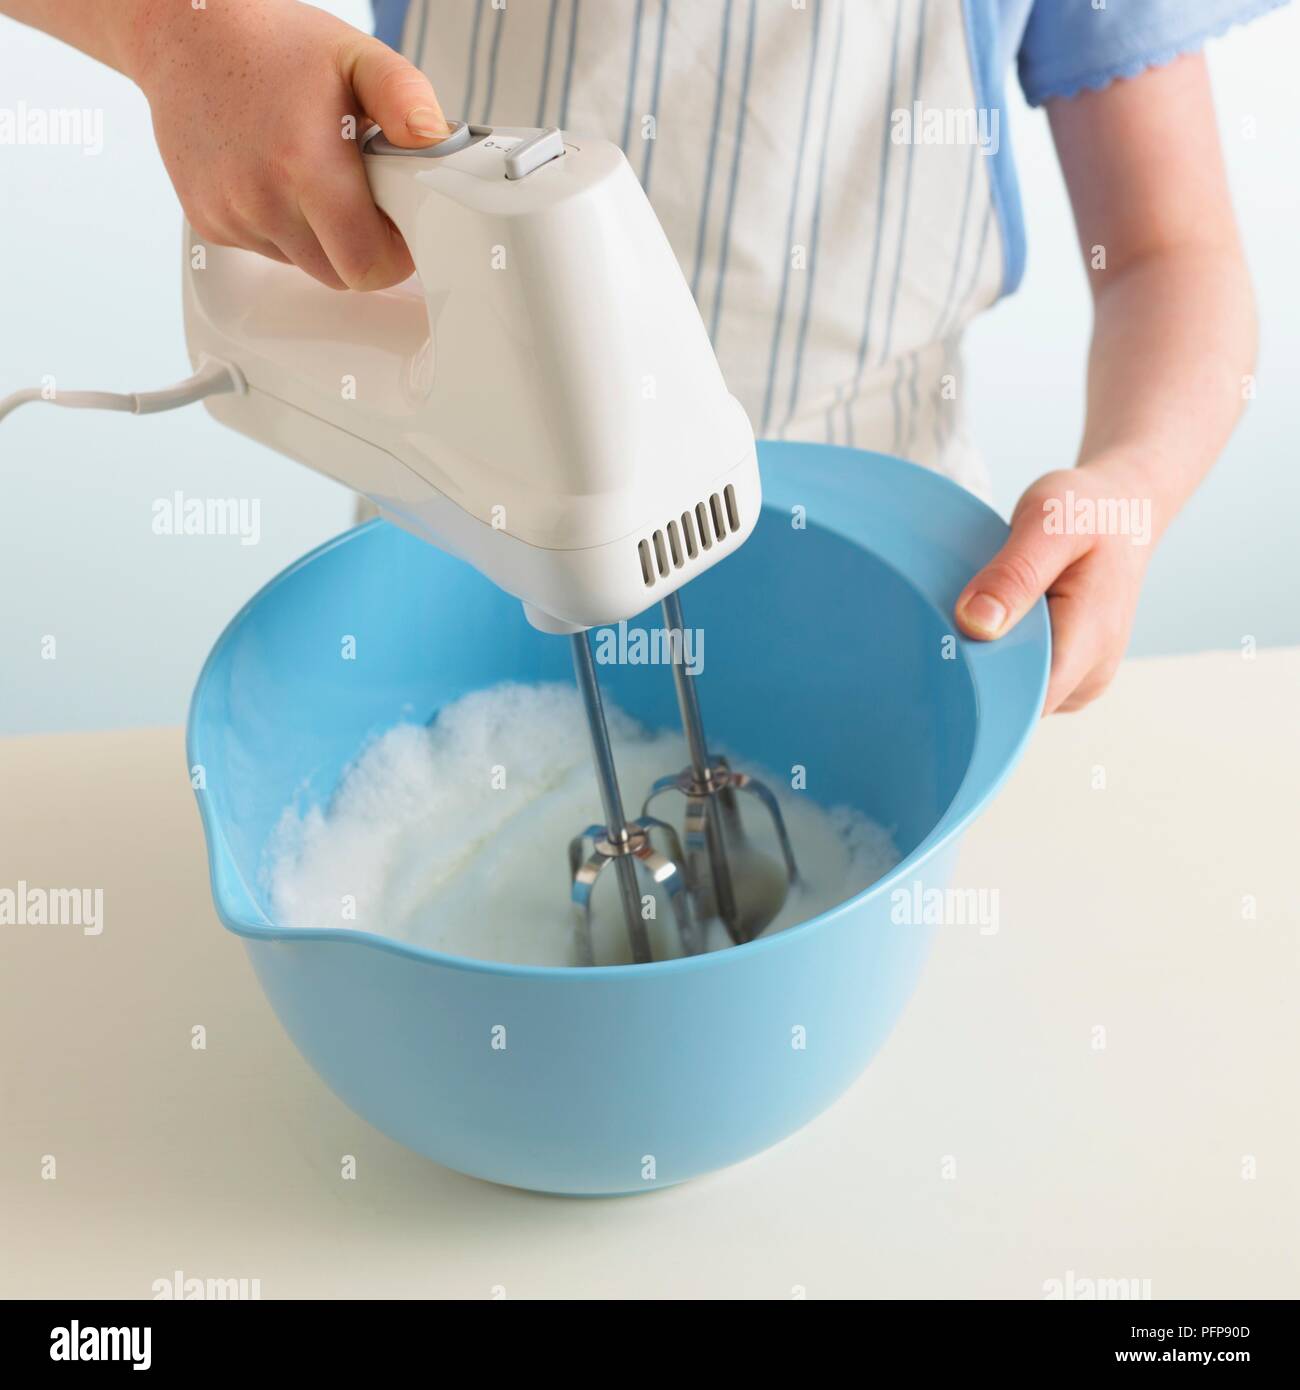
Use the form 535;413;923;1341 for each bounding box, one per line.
3;121;798;965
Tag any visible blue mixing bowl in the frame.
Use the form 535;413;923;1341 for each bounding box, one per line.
188;443;1049;1194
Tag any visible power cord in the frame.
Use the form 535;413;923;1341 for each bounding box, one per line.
0;357;245;424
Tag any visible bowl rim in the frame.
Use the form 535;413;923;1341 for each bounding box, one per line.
187;444;1050;980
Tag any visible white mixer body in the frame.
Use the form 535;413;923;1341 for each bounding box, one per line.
183;125;760;630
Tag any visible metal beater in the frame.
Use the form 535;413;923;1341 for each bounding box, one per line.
567;630;699;965
567;590;798;965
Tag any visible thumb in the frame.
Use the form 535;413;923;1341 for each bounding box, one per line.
955;493;1088;640
342;37;450;148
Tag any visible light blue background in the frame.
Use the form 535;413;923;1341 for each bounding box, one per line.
1;1;1296;735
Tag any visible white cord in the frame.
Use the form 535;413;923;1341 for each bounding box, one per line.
0;357;245;425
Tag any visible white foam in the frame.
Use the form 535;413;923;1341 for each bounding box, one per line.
267;682;899;967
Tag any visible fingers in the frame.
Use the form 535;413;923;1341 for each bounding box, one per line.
299;166;415;291
188;210;292;269
187;107;416;290
955;495;1091;641
193;162;413;292
1042;590;1112;713
952;475;1139;715
1045;547;1136;713
192;188;350;292
315;37;449;286
340;34;449;147
264;213;350;290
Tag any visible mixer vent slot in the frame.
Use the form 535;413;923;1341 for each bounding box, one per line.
694;502;713;552
637;486;741;587
681;510;699;559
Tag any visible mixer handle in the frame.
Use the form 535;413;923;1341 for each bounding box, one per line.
360;131;446;278
360;121;566;285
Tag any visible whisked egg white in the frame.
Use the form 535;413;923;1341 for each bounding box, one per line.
268;682;899;967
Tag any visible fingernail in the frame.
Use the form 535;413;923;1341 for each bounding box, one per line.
407;108;450;139
960;592;1007;637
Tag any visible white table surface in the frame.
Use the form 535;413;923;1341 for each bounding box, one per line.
2;648;1297;1299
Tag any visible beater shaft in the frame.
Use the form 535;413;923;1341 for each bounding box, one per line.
571;629;632;841
663;591;713;778
661;590;740;929
570;630;653;963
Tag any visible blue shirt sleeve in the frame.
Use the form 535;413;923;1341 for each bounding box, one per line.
1017;0;1289;107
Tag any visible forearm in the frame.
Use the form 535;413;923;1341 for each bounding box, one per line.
1046;54;1257;545
0;0;149;76
1079;242;1256;541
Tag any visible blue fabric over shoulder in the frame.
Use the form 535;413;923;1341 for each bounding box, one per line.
1017;0;1289;108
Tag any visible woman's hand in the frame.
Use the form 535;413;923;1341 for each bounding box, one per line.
125;0;450;289
955;457;1154;714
